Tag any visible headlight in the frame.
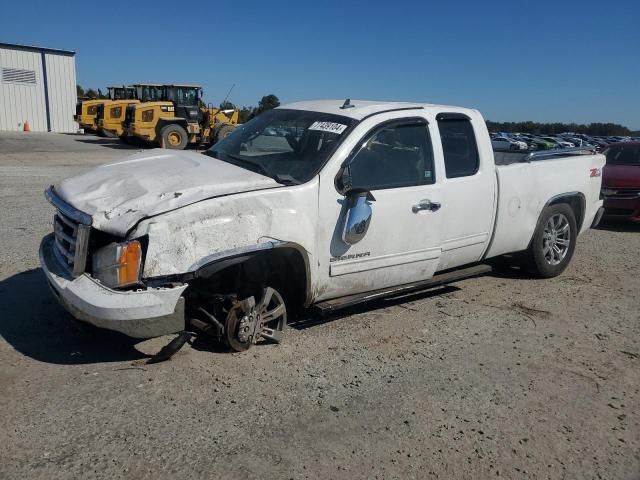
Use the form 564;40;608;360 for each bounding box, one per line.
92;240;142;288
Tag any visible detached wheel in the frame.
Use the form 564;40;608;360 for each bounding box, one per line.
160;124;188;150
524;204;577;278
223;287;287;352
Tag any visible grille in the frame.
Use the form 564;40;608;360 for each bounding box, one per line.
45;187;92;277
53;210;90;277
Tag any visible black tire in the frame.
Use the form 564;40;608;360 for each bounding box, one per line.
524;203;577;278
160;124;188;150
214;124;236;144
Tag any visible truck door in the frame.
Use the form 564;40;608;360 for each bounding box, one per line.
315;117;443;301
433;113;496;270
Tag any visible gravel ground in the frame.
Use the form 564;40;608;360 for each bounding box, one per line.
0;132;638;479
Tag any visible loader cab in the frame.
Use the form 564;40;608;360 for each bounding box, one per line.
107;86;136;100
135;84;166;102
165;84;202;122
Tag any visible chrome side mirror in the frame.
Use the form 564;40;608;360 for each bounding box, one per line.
342;190;375;245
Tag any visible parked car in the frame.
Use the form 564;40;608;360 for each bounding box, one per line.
39;99;605;352
491;136;528;151
601;142;640;222
540;136;574;148
529;137;557;150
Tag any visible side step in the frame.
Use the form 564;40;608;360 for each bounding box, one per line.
313;263;492;315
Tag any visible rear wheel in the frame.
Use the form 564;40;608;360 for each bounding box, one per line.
160;124;188;150
223;286;287;352
524;204;577;278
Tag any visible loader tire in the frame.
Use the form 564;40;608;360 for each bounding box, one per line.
214;124;236;144
160;124;188;150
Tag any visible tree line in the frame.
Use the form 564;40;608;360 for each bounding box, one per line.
486;120;639;137
219;94;280;123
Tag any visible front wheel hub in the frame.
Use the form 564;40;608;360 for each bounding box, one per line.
224;287;287;352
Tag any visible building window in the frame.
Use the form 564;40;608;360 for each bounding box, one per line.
2;68;36;85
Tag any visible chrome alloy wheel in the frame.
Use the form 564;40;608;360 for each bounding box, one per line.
542;213;571;266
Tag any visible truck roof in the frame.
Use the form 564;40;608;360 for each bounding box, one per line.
280;99;477;120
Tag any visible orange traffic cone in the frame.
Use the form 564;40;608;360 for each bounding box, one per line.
23;121;31;132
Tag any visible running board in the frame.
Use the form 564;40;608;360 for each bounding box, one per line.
313;264;492;314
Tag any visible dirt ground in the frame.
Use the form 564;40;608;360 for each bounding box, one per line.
0;132;638;480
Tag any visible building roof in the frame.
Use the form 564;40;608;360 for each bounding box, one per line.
0;42;75;56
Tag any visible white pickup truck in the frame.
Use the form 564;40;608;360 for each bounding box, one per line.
40;99;605;352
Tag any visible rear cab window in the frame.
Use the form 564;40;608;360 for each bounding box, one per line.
436;113;480;178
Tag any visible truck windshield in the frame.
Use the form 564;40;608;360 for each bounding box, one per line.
604;145;640;166
205;109;357;184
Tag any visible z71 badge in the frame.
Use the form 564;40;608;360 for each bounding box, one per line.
330;252;371;263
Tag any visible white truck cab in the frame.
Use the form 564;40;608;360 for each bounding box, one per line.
40;99;605;352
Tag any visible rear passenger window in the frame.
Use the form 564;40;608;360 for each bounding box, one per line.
348;121;435;190
437;117;479;178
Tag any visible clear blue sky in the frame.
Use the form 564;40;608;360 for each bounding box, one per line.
4;0;640;128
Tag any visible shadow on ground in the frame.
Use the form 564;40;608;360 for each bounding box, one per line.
74;137;139;150
596;219;640;233
0;269;148;365
288;285;461;331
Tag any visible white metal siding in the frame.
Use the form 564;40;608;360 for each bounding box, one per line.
0;45;77;133
45;53;78;132
0;47;46;131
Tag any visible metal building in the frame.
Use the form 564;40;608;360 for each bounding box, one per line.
0;42;77;133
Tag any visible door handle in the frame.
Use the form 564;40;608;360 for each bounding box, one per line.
412;199;441;213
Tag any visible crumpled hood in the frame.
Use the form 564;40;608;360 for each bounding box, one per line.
54;149;279;236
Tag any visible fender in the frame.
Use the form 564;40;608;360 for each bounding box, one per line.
156;117;190;137
188;240;313;307
527;191;586;249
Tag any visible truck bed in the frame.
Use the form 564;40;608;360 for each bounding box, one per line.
485;150;605;259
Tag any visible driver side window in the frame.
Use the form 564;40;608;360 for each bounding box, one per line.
348;121;435;191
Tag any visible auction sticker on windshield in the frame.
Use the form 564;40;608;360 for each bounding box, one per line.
309;121;348;134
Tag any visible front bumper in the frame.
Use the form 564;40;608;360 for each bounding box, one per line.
39;234;187;338
603;197;640;223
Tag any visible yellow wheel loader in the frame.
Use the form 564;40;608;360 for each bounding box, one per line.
97;84;160;138
76;86;136;133
123;84;239;149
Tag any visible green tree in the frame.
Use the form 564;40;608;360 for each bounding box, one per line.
219;101;236;110
76;84;85;97
254;94;280;116
85;88;98;99
238;107;253;123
